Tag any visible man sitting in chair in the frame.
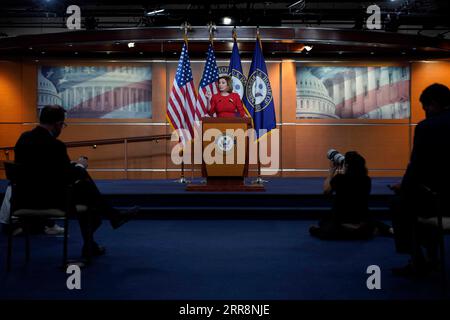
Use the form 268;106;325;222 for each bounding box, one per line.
390;83;450;277
13;105;138;258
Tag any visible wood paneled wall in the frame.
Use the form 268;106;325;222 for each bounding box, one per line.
1;59;450;179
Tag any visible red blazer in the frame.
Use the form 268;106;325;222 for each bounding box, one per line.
208;92;246;118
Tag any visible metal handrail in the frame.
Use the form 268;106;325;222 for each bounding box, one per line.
0;134;172;152
65;134;172;148
0;134;173;179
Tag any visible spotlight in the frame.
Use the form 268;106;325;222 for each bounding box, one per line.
128;42;135;48
222;17;232;25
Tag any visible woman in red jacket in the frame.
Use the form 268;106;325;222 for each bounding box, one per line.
206;75;248;118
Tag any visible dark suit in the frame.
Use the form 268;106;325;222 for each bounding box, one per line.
13;125;115;245
393;109;450;254
14;126;78;210
402;109;450;195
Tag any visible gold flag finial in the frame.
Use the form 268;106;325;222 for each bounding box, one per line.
256;26;262;47
232;26;237;41
207;21;216;43
180;21;191;44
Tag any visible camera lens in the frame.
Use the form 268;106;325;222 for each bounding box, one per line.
327;149;344;166
327;149;338;161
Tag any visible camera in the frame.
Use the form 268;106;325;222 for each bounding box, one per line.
327;149;345;166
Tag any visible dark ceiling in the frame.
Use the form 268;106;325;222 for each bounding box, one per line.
0;1;449;37
0;1;448;59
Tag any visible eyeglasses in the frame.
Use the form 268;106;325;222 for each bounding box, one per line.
58;121;68;128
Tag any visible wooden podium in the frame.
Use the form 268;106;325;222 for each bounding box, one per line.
186;117;264;192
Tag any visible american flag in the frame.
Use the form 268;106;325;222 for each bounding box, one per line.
166;42;197;145
195;42;219;121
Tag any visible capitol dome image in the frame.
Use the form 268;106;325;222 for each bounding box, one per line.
37;66;152;119
37;69;62;112
296;66;410;120
296;70;338;119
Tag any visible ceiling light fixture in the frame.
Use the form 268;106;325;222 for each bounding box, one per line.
288;0;306;9
146;9;165;16
288;0;306;13
222;17;232;25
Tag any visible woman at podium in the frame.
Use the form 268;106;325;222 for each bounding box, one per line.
205;75;247;118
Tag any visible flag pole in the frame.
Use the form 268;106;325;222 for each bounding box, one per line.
177;151;188;184
198;21;217;186
252;131;267;185
254;136;262;184
175;22;191;184
252;27;267;185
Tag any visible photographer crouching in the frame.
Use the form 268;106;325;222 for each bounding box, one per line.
309;150;392;240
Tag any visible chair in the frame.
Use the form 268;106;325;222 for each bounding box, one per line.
416;185;450;293
3;161;79;271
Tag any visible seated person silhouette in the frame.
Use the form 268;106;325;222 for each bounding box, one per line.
390;83;450;277
13;105;138;258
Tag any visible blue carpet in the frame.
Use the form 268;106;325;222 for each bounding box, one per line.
0;177;400;195
0;220;447;300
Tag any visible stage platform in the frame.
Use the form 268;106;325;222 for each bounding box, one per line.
0;177;399;219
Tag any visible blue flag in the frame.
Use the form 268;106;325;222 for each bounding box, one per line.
243;37;276;139
228;37;246;100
